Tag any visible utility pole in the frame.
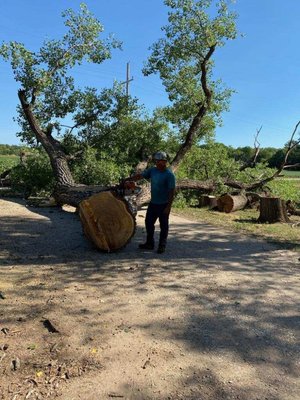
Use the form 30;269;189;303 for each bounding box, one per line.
121;62;133;96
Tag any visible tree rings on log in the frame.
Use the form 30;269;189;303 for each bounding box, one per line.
217;193;248;213
79;191;136;252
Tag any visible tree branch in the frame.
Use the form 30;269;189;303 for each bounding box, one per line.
171;45;216;172
239;126;262;171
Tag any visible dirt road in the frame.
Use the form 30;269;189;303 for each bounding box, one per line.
0;198;299;400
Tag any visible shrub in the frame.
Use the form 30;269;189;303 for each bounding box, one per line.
269;179;300;205
0;155;19;175
10;151;55;197
173;191;188;208
71;147;130;186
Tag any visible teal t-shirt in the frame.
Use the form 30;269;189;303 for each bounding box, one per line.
142;167;176;204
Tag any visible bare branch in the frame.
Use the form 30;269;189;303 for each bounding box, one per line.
281;120;300;168
283;163;300;170
235;121;300;191
239;126;262;171
65;149;85;161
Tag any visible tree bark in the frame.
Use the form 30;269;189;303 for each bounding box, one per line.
18;90;75;187
170;45;215;172
176;179;215;192
258;197;290;223
53;184;111;207
52;178;217;209
217;194;248;213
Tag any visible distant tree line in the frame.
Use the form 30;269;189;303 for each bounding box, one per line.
228;143;300;170
0;144;27;156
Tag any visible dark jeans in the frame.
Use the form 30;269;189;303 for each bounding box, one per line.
145;202;169;247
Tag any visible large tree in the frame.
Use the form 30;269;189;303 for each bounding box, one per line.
0;4;121;191
1;1;295;210
144;0;238;171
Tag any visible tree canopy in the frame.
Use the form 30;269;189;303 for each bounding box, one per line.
144;0;238;167
4;1;291;204
0;3;121;145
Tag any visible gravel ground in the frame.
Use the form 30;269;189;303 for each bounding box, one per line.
0;197;299;400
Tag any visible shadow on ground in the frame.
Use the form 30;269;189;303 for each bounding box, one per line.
1;198;299;400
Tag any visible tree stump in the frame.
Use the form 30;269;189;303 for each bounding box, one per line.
217;194;248;213
79;191;136;252
258;197;290;223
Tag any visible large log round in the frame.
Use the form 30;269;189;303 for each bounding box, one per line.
258;197;290;223
217;194;248;213
79;191;136;252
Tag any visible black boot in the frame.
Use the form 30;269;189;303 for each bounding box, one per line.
157;244;166;254
138;242;154;250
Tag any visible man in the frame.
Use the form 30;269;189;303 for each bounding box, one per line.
123;151;176;254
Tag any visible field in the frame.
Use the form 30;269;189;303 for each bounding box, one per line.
0;154;19;174
281;169;300;177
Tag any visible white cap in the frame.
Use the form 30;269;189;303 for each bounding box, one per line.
153;151;168;161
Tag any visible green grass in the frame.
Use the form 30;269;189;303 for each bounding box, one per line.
0;155;19;174
281;170;300;177
173;206;300;251
268;178;300;202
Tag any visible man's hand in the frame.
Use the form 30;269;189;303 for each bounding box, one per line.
124;181;136;190
119;179;135;190
164;189;175;215
163;205;171;215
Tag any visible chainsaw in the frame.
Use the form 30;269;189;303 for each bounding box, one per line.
114;180;142;215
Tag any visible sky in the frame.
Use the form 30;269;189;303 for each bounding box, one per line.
0;0;300;149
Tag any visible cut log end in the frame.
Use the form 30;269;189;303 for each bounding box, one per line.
79;191;136;252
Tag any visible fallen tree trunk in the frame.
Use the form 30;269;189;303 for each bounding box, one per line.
53;184;111;207
53;178;216;209
258;197;290;223
217;193;248;213
286;200;300;216
289;209;300;217
78;191;136;252
176;179;215;191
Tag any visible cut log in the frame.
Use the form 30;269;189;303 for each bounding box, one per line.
258;197;290;223
79;191;136;252
198;195;218;209
217;194;248;213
